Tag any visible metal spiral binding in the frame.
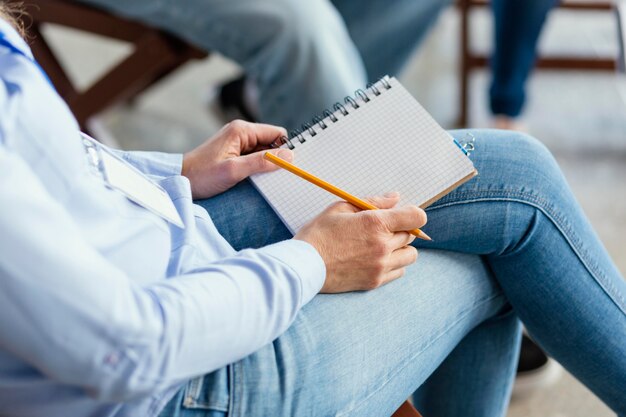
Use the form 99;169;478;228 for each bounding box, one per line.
323;109;338;122
271;76;392;150
355;89;370;103
367;82;380;96
312;115;327;129
344;96;359;110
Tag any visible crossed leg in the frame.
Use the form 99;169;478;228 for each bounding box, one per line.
162;130;626;417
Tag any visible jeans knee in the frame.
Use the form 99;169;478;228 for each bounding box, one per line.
515;133;569;195
479;130;565;192
452;130;572;254
260;1;346;57
506;131;555;166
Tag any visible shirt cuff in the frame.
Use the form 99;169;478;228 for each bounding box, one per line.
257;239;326;306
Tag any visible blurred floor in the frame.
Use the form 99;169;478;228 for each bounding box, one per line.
45;5;624;417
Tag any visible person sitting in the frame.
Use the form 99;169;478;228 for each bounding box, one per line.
71;0;560;384
0;8;625;417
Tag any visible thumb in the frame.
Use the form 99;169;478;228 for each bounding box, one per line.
364;192;401;209
236;148;294;178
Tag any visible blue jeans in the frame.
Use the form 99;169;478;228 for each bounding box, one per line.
490;0;556;117
77;0;550;126
160;130;626;417
77;0;449;131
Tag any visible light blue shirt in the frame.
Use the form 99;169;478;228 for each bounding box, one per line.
0;20;325;417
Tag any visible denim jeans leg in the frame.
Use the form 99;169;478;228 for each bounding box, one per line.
412;309;521;417
489;0;557;117
75;0;368;131
333;0;455;80
196;182;520;416
189;129;625;415
229;251;515;417
197;178;293;250
418;129;626;415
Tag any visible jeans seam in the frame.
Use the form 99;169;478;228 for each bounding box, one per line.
428;189;626;315
336;292;505;417
228;364;236;417
232;360;243;417
187;376;201;403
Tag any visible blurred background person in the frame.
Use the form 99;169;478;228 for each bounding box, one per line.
76;0;449;131
76;0;552;132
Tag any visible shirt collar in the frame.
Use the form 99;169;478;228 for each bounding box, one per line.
0;18;34;60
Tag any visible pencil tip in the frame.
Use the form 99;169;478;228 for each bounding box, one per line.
420;231;433;241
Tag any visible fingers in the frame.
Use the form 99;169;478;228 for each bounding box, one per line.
323;193;401;216
375;247;418;288
224;120;288;152
265;148;294;163
380;268;407;286
364;192;401;209
248;123;289;148
322;200;362;214
376;205;427;232
231;148;294;180
387;245;418;271
324;198;426;233
387;231;416;249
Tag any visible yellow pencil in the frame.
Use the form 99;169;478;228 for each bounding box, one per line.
264;152;432;241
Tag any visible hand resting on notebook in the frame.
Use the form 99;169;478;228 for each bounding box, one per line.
182;120;294;199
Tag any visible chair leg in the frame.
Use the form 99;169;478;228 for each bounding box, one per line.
28;24;79;102
458;0;471;128
66;31;182;126
391;400;423;417
128;43;208;102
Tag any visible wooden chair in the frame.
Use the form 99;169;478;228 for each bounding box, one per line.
392;400;423;417
10;0;208;132
458;0;618;127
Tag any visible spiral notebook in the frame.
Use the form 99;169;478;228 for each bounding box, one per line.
250;76;477;234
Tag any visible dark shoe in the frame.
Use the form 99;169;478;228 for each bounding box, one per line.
512;334;562;399
209;76;258;124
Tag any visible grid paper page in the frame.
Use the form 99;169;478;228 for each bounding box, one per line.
251;77;476;234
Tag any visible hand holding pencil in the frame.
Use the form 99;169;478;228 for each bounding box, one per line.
264;151;432;241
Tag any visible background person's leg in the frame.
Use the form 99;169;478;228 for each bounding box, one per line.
490;0;557;119
417;130;626;414
332;0;454;81
76;0;367;131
